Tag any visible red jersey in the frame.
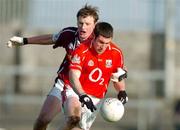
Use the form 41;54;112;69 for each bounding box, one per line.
53;27;93;85
69;41;124;98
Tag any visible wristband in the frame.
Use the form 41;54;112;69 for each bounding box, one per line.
23;38;28;45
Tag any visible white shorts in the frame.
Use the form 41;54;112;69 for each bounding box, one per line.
48;79;103;130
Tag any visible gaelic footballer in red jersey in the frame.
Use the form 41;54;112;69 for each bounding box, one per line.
69;38;124;98
69;22;128;115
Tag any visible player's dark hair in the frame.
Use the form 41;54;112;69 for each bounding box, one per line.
94;22;113;38
77;4;99;23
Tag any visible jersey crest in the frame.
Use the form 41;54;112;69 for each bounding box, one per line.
105;60;112;68
88;60;94;66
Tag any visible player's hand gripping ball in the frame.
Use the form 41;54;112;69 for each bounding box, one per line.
100;98;124;122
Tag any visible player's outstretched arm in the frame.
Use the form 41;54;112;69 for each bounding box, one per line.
7;34;54;48
69;69;96;112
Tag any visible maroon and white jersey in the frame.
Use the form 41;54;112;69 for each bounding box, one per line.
52;27;94;85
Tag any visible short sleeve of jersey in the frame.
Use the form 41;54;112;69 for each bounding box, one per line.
111;44;124;72
69;44;87;71
52;27;77;49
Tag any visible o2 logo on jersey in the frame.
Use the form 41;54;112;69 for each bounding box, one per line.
89;68;104;85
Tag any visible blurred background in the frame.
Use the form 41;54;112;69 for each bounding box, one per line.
0;0;180;130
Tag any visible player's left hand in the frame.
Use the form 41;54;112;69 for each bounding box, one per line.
7;36;27;48
79;94;97;112
117;90;128;104
111;68;127;82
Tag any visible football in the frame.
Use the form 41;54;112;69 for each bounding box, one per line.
100;98;124;122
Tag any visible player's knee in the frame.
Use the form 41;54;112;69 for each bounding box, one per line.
34;115;51;128
33;116;51;130
34;119;47;130
67;116;80;128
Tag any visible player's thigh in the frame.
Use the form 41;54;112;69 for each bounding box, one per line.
39;95;62;119
64;96;81;117
39;78;64;118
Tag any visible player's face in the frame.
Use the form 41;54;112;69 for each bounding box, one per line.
77;16;96;41
93;35;112;54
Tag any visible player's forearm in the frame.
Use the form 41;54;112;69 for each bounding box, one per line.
69;69;85;95
26;34;54;45
113;80;126;91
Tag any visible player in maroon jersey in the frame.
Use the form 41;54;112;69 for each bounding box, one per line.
7;4;100;130
66;22;128;130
